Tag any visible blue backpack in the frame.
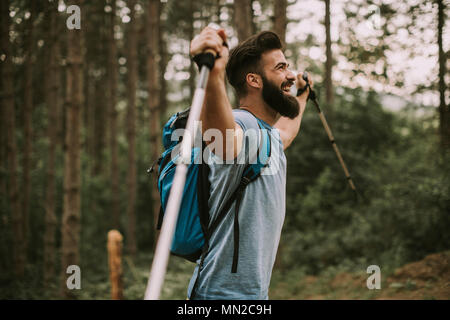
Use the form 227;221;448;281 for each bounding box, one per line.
149;108;271;274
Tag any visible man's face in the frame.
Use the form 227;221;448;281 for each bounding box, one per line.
259;49;299;119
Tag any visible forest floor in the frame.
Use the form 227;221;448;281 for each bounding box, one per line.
119;250;450;300
3;250;448;300
269;251;450;300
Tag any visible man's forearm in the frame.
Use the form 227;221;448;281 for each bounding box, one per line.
200;73;239;157
274;93;308;149
201;75;235;132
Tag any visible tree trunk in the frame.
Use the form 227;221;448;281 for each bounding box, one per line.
83;60;94;158
126;0;138;258
43;1;60;285
92;4;107;178
82;3;95;220
2;0;25;278
159;7;168;119
273;0;287;47
216;0;222;23
93;79;107;176
108;0;120;230
61;0;83;298
22;0;37;263
233;0;255;41
188;0;196;97
437;0;449;149
148;0;162;248
0;0;5;207
324;0;334;111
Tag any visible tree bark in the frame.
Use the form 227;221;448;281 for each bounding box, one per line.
0;12;5;203
233;0;255;41
82;3;94;162
126;0;138;258
2;0;25;278
92;4;107;178
0;4;4;204
22;0;37;263
43;0;60;285
324;0;334;110
83;61;94;158
148;0;162;248
61;0;83;298
93;79;107;176
437;0;449;149
188;0;196;97
108;0;120;230
159;6;168;119
273;0;287;47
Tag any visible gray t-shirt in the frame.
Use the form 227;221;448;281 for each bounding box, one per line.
187;109;287;300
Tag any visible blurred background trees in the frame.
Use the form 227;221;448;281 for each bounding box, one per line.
0;0;448;299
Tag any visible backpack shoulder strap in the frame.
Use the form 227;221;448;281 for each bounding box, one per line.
243;118;272;181
206;118;272;273
206;119;271;236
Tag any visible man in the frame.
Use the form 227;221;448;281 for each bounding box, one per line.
187;27;313;299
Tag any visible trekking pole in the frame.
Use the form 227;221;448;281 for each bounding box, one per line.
302;72;358;195
144;49;216;300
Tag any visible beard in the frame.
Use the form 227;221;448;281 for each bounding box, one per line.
261;75;300;119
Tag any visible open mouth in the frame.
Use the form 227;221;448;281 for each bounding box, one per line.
282;84;292;93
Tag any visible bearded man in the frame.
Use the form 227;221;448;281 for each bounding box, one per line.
187;27;313;300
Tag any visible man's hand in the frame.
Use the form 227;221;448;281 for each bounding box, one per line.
190;27;229;77
295;72;314;99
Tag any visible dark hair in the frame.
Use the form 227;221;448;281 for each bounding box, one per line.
226;31;283;98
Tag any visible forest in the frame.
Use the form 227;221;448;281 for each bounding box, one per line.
0;0;449;300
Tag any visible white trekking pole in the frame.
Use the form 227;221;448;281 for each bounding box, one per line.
144;36;219;300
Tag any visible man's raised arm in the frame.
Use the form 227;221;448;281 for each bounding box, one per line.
275;73;313;150
190;27;243;160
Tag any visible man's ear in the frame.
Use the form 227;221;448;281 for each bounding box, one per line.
246;73;262;89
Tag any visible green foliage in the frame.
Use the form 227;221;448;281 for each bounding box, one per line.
280;88;450;275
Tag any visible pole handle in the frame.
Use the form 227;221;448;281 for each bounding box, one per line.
192;51;216;70
302;71;309;82
192;23;229;71
301;71;316;101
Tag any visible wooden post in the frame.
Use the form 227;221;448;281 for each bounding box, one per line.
107;230;124;300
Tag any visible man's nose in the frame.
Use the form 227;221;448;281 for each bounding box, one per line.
286;69;296;81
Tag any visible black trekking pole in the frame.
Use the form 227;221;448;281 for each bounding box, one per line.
302;72;358;196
